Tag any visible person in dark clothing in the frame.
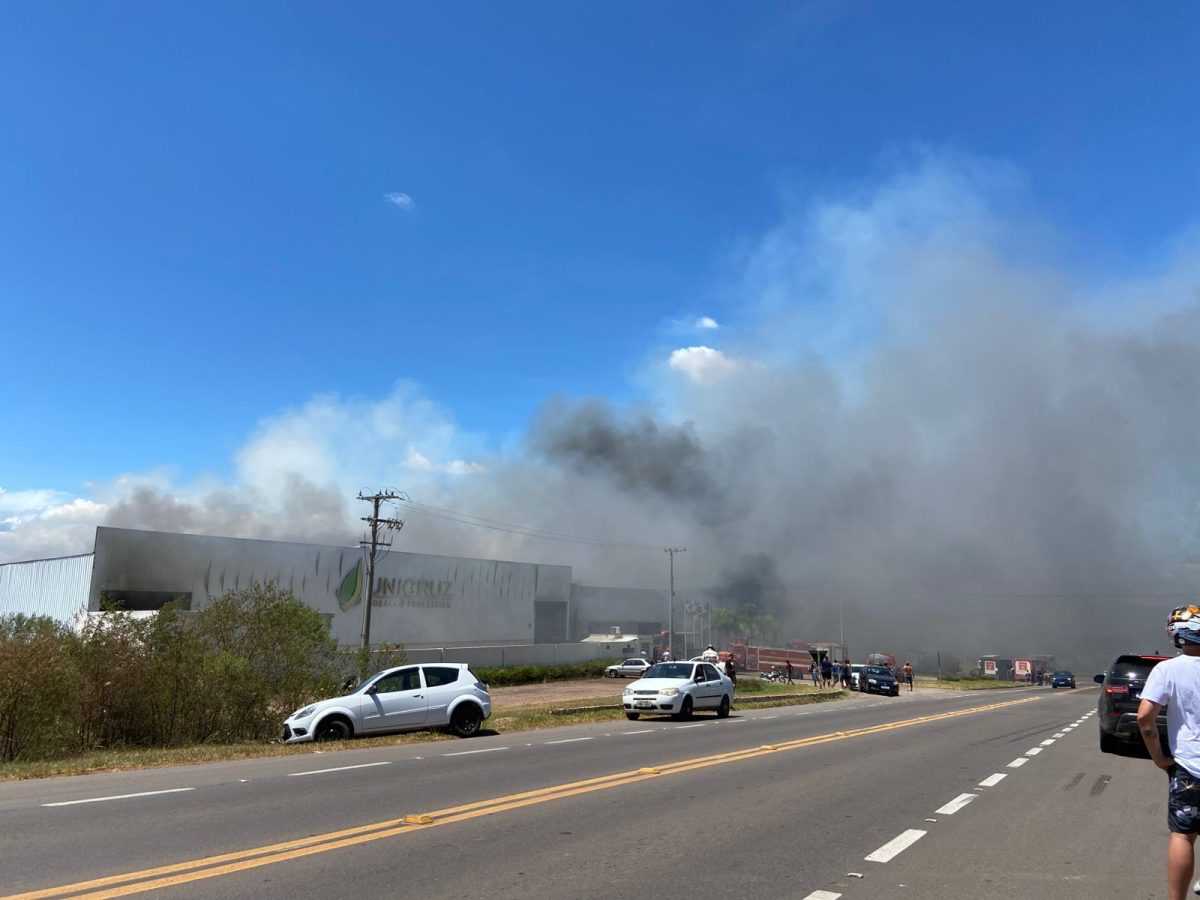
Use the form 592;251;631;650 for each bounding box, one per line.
785;660;794;684
724;657;737;685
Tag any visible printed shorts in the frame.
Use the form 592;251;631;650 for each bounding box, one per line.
1168;766;1200;834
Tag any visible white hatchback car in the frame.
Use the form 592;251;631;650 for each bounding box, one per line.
281;663;491;743
622;661;735;720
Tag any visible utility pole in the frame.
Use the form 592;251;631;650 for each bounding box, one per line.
358;490;406;651
664;547;685;658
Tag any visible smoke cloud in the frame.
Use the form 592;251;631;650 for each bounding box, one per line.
4;151;1199;670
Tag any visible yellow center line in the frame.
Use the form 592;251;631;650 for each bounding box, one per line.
3;695;1038;900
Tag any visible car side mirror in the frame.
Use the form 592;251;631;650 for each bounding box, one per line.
1093;674;1104;684
365;684;379;695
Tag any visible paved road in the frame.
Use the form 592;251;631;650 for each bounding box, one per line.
0;686;1169;899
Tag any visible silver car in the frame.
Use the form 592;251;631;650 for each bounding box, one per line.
282;663;491;743
605;658;653;678
622;661;735;720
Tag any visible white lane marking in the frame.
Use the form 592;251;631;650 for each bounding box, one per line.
759;716;779;720
1008;757;1029;768
43;788;194;807
1053;732;1066;738
287;761;391;777
1026;747;1043;756
622;729;653;735
675;723;705;729
934;793;979;815
979;773;1007;787
442;747;508;757
1040;739;1056;746
801;892;842;900
545;737;594;745
865;829;927;863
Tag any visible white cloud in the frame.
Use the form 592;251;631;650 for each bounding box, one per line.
444;460;486;476
406;449;433;471
667;346;746;384
383;191;416;211
695;316;720;330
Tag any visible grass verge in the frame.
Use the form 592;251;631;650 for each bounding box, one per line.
0;684;845;782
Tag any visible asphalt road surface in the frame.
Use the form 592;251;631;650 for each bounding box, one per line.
0;686;1172;899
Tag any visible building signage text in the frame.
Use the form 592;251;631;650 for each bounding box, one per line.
371;577;454;609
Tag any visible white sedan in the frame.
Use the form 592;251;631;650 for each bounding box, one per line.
605;658;653;678
622;661;735;720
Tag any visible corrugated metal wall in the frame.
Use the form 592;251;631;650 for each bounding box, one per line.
0;553;93;623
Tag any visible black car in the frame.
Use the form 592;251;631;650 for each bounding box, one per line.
1050;670;1076;689
860;665;900;696
1095;654;1170;754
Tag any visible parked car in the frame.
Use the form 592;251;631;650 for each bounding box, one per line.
849;663;865;690
1095;654;1170;754
860;665;900;696
1050;670;1076;689
605;658;653;678
281;663;491;744
622;661;734;720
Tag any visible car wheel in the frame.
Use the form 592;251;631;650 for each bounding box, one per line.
717;695;730;718
1098;727;1123;754
675;697;694;721
625;712;640;720
608;670;618;678
449;704;483;738
315;717;351;742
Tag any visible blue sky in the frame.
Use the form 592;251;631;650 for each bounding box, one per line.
2;2;1200;568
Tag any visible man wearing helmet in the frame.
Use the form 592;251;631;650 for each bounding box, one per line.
1138;604;1200;899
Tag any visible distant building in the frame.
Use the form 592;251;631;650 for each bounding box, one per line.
0;527;669;651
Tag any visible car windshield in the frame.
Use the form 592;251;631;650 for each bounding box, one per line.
865;666;891;676
1053;670;1071;677
1111;656;1167;680
645;663;693;679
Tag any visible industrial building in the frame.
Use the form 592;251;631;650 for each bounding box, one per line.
0;527;669;653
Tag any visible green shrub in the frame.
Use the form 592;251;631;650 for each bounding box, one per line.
475;660;615;687
0;615;80;762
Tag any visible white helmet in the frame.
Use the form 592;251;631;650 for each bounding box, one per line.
1168;605;1200;647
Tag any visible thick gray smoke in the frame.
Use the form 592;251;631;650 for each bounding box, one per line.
15;155;1198;672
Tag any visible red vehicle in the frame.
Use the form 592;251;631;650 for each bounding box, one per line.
865;652;895;671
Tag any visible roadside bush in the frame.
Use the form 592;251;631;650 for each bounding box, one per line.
338;642;408;688
475;660;615;687
0;615;80;762
185;584;341;741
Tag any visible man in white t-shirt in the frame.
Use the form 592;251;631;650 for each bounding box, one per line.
701;645;719;665
1139;604;1200;900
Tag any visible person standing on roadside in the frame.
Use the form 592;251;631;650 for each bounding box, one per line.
902;660;914;691
1138;604;1200;900
724;656;737;685
842;659;853;689
820;655;832;687
810;661;819;687
785;659;794;684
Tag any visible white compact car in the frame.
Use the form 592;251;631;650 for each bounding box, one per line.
622;661;735;720
605;658;653;678
281;663;491;743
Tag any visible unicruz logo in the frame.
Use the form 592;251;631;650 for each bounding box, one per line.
336;561;363;611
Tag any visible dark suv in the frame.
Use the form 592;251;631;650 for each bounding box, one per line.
1095;654;1170;755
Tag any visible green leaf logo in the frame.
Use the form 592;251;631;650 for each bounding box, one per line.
337;562;362;611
